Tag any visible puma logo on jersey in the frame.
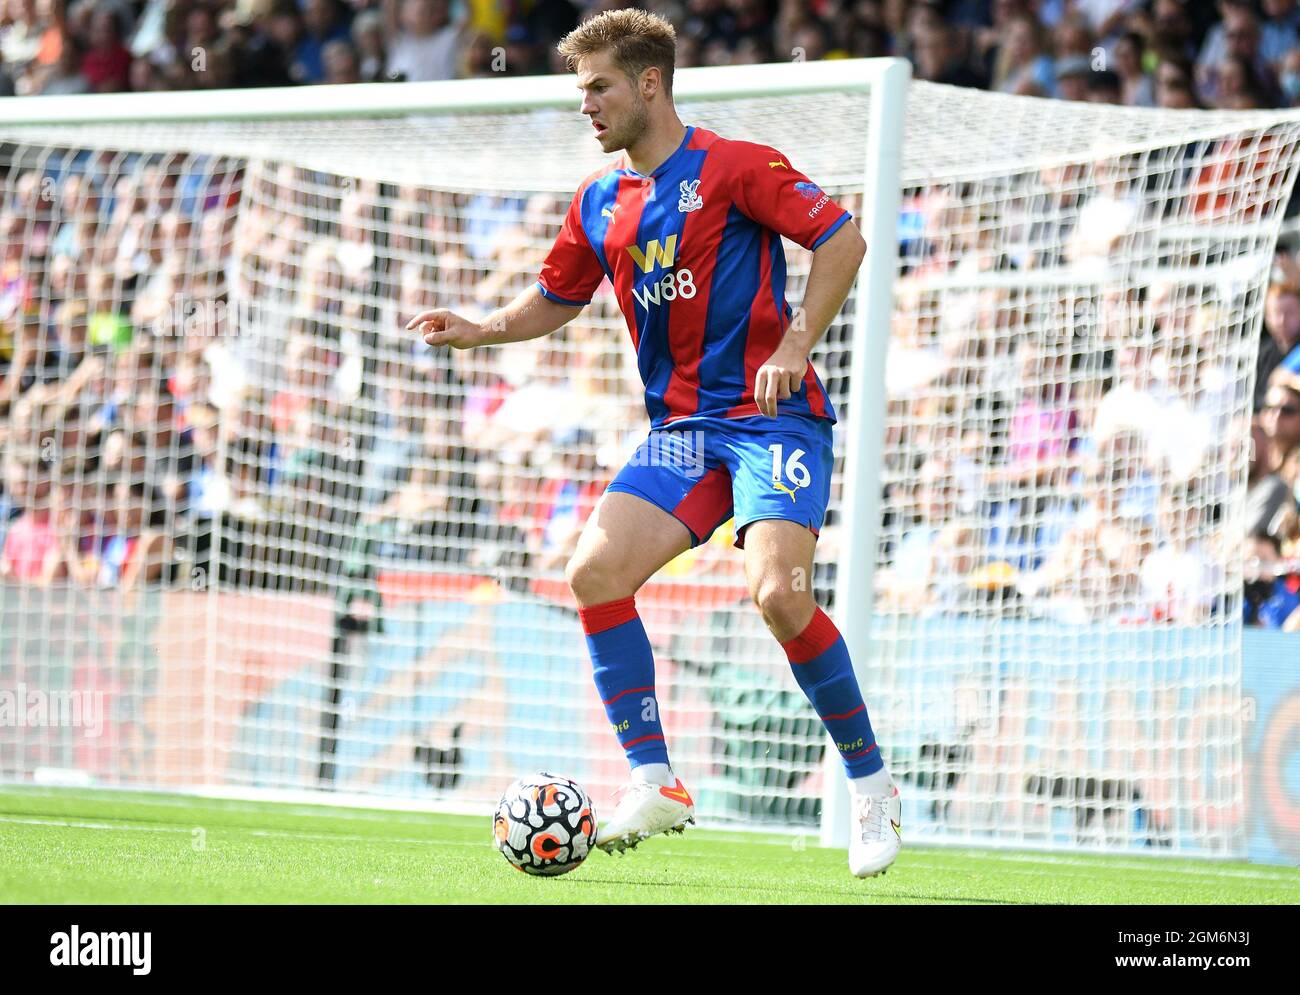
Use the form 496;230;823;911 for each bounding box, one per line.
769;159;788;169
773;480;800;503
601;203;620;220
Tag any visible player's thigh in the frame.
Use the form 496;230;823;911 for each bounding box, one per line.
566;490;694;605
725;416;832;635
742;518;818;593
742;518;818;637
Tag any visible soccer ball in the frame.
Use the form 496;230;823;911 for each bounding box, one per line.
493;772;598;876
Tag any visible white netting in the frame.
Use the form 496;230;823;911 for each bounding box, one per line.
2;75;1299;854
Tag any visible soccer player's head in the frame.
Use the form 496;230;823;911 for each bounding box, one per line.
558;8;676;154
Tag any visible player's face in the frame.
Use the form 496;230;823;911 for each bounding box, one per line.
576;51;649;154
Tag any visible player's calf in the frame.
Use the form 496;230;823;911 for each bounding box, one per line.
779;604;901;875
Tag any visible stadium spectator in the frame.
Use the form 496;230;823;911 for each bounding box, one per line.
187;4;222;65
0;453;56;582
1072;0;1137;44
1052;13;1096;61
459;30;498;77
81;3;131;93
501;22;545;75
1199;3;1280;105
912;19;987;88
0;0;1289;116
1264;0;1300;43
990;14;1056;96
1261;378;1300;486
218;0;295;87
1054;54;1092;101
1113;31;1155;105
1;0;45;77
320;37;360;83
473;339;581;464
472;192;563;308
2;0;1300;628
349;7;386;81
877;456;980;614
1154;56;1201;106
1016;430;1155;624
1258;276;1300;406
1210;51;1273;107
1141;480;1224;623
128;379;195;506
101;478;173;588
0;307;58;405
362;408;481;565
1001;338;1081;487
35;30;87;92
1247;413;1295;548
383;0;460;82
1086;67;1123;102
1066;156;1144;267
1245;384;1300;628
532;424;604;572
1198;0;1293;81
216;428;273;521
292;0;350;83
1280;44;1300;103
359;345;431;514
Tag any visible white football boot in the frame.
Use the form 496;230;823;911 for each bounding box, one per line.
849;783;902;877
595;778;695;854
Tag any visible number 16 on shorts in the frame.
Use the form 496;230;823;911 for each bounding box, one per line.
769;443;812;503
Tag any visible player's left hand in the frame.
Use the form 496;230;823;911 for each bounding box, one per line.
755;344;808;417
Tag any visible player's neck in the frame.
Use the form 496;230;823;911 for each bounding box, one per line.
625;117;687;177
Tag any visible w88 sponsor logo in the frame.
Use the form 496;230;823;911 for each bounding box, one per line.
632;268;696;309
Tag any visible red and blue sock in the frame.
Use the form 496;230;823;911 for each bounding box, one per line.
579;596;670;771
781;606;884;778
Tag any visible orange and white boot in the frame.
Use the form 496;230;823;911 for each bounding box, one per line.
595;777;695;854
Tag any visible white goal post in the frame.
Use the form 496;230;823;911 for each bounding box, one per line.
2;60;1299;861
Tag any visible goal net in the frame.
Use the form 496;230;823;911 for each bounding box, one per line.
2;63;1298;857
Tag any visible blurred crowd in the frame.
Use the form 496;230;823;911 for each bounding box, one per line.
876;268;1300;629
1;0;1299;633
874;140;1300;629
0;141;729;598
2;0;1300;109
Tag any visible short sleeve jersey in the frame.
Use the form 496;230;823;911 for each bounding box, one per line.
537;126;849;427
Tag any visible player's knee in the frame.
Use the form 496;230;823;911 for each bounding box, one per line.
564;553;592;600
566;552;632;606
751;574;813;640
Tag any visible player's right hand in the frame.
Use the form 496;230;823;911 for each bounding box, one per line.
406;308;485;349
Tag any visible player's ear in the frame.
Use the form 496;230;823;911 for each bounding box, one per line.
640;65;661;100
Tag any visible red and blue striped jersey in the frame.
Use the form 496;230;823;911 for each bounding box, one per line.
537;126;848;428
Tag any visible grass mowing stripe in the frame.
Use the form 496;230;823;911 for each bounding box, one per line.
0;816;470;848
1;787;1295;905
0;816;192;833
8;803;1286;884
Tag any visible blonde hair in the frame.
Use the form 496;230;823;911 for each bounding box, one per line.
557;8;677;94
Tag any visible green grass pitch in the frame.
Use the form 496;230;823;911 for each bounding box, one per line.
1;786;1295;904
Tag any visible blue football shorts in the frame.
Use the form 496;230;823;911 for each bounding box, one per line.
605;414;834;549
